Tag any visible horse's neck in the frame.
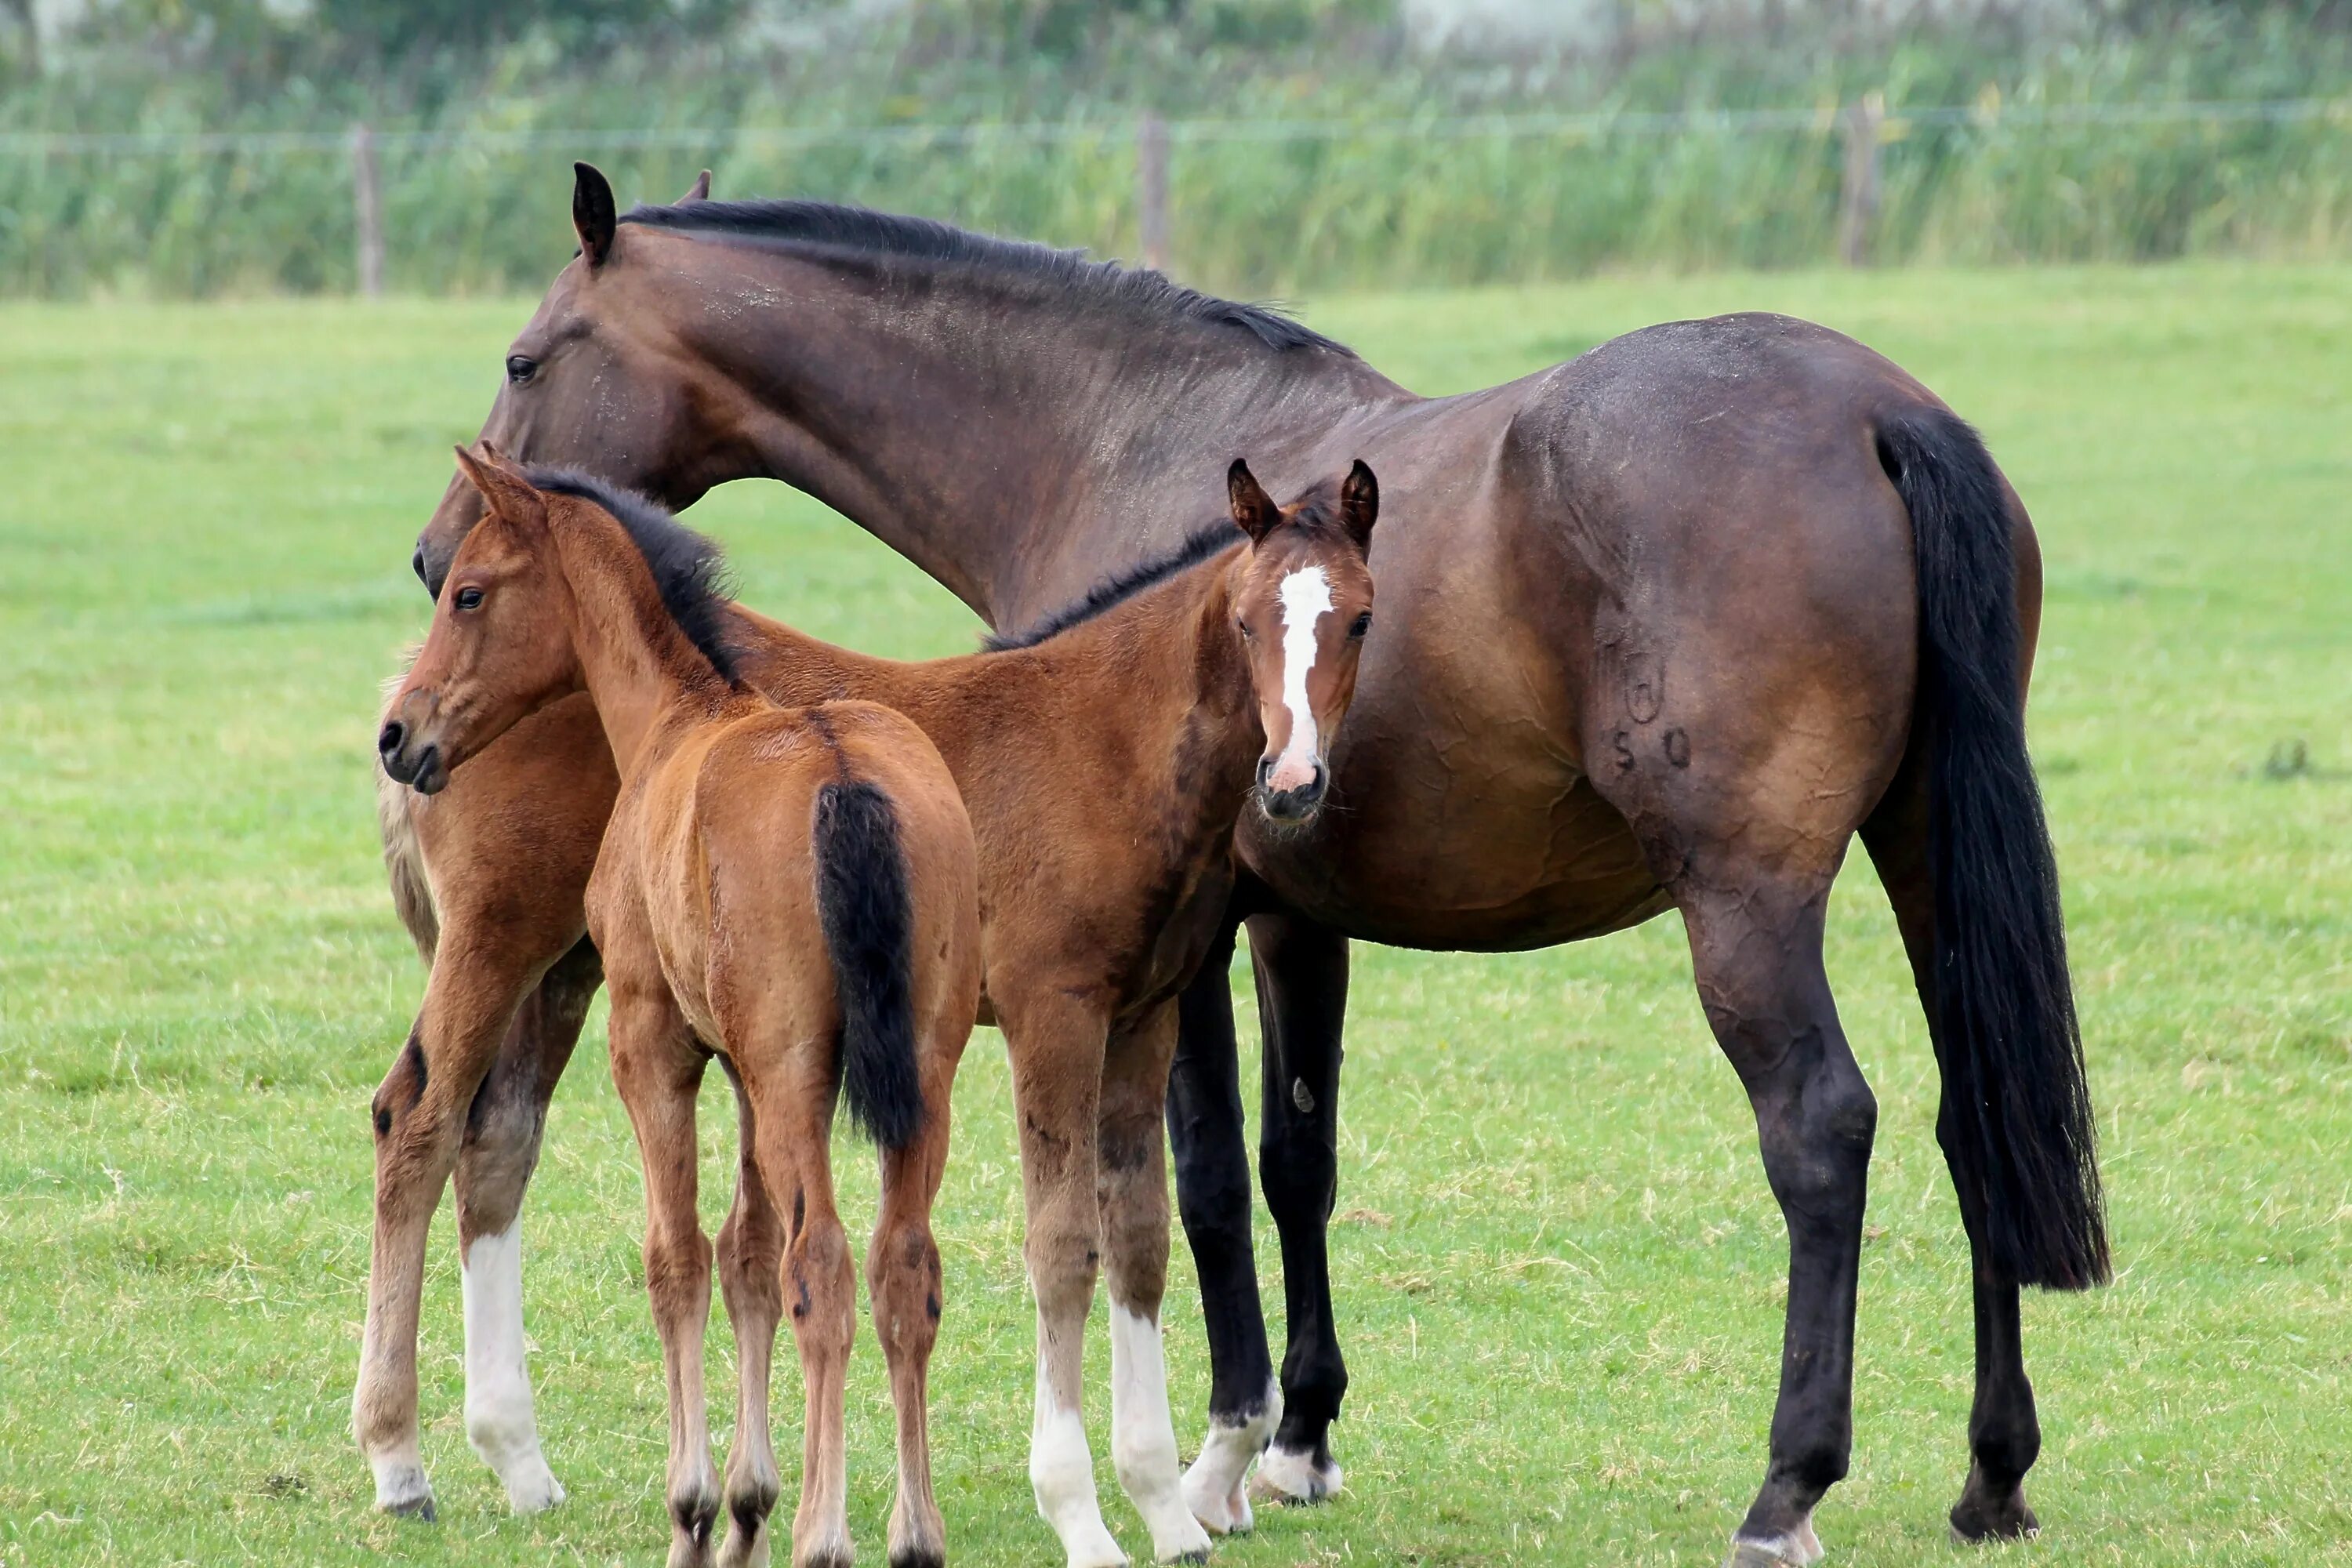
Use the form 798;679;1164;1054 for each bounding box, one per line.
551;532;735;777
675;250;1410;626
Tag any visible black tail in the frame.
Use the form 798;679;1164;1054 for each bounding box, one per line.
1878;408;2110;1291
811;779;924;1150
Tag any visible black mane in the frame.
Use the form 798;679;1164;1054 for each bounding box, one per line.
620;197;1355;358
982;524;1241;652
525;467;742;685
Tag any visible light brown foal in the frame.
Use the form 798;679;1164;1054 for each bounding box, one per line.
381;444;982;1568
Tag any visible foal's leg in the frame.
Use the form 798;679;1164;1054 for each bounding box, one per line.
1674;861;1875;1568
1167;916;1277;1536
714;1064;786;1568
610;975;723;1568
1098;1003;1214;1564
355;920;568;1519
1860;781;2042;1542
452;935;601;1515
1001;986;1127;1568
746;1057;857;1568
867;1036;958;1568
1242;911;1351;1506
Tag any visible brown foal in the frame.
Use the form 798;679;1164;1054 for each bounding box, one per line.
372;452;1378;1567
380;445;982;1568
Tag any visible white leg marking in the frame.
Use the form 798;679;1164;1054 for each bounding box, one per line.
1109;1307;1214;1562
369;1439;435;1518
1251;1438;1343;1505
1269;566;1334;792
1031;1364;1127;1568
462;1224;564;1513
1182;1376;1279;1536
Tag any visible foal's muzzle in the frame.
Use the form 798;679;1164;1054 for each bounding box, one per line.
1255;755;1327;822
378;717;448;796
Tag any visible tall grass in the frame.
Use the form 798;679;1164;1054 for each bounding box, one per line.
4;20;2350;295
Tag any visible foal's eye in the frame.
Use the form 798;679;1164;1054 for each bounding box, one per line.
454;586;485;611
506;355;538;385
1349;612;1372;639
1237;619;1255;640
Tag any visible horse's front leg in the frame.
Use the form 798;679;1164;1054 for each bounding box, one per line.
1001;985;1129;1568
1100;1002;1214;1564
452;935;601;1515
1243;910;1351;1507
1167;913;1279;1536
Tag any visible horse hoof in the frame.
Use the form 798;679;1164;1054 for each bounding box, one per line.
1183;1470;1253;1537
1249;1443;1341;1506
384;1493;437;1524
373;1461;437;1523
1950;1464;2038;1543
501;1458;566;1515
1723;1520;1823;1568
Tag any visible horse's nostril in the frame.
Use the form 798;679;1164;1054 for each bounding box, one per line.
411;543;428;585
378;720;405;758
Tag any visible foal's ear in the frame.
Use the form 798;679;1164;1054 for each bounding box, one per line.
680;169;712;203
452;443;547;530
573;162;619;269
1339;459;1378;550
1228;459;1280;545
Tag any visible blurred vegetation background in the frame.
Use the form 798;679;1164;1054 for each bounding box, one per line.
2;0;2350;295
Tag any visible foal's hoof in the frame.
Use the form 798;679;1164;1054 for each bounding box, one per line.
372;1461;438;1523
1949;1468;2039;1543
384;1492;438;1525
1249;1443;1341;1506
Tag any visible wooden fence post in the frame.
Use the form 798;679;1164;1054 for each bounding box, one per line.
1838;93;1883;267
1138;114;1170;273
352;122;385;297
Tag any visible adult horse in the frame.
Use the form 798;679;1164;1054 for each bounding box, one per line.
360;164;2104;1566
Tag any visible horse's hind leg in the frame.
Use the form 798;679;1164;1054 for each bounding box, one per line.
1675;855;1875;1568
452;935;601;1514
743;1051;857;1568
1169;913;1277;1535
1098;1001;1214;1565
868;1028;960;1568
1243;911;1350;1507
1860;774;2042;1542
713;1063;786;1568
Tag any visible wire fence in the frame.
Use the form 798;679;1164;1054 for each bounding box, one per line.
5;96;2350;295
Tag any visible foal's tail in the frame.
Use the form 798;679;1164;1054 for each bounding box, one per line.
811;779;924;1150
1879;407;2110;1291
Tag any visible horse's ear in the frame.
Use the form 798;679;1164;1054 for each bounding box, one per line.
452;443;547;530
1229;459;1279;544
573;162;618;268
680;169;711;203
1339;459;1378;549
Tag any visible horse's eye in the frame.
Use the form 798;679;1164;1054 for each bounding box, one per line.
1349;612;1372;639
454;586;485;611
506;354;538;385
1237;619;1255;640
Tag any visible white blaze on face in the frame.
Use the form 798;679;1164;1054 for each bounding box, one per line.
1269;565;1334;793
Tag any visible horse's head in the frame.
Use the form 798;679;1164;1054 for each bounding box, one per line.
413;163;726;596
1226;459;1379;825
382;445;581;794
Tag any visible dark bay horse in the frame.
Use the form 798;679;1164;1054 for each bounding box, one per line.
369;438;1382;1566
361;165;2103;1566
382;444;985;1568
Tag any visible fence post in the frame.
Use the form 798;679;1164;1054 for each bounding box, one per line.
351;122;385;297
1137;114;1170;273
1838;92;1883;267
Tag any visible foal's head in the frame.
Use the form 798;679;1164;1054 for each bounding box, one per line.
1226;459;1379;823
379;446;593;794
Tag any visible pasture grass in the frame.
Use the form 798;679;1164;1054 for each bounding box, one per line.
1;263;2348;1566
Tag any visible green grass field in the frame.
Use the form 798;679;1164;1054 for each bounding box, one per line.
2;264;2347;1567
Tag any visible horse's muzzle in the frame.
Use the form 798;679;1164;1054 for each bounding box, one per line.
378;718;448;796
1255;757;1327;822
